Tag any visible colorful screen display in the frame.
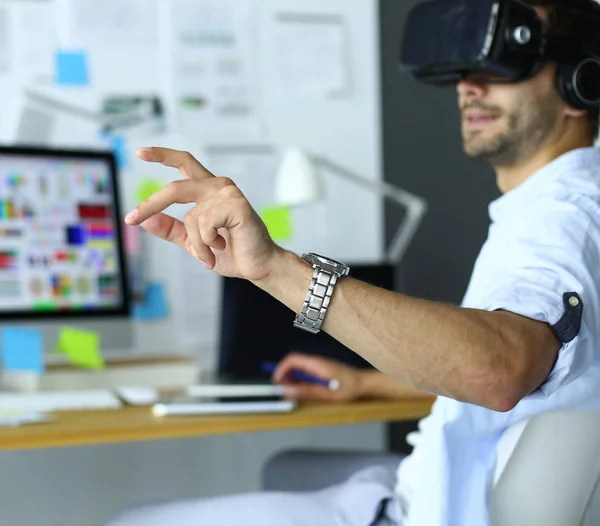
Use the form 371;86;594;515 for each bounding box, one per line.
0;151;126;314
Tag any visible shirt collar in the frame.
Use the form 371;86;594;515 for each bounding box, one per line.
489;147;600;221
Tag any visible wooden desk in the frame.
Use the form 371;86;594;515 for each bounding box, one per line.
0;397;434;452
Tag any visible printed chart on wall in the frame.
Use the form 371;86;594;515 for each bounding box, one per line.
166;0;262;140
173;251;222;366
204;144;278;209
270;12;351;99
172;144;279;361
0;6;12;141
11;1;57;84
56;0;159;49
0;7;9;78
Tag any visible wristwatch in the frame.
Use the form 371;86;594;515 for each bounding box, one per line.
293;253;350;334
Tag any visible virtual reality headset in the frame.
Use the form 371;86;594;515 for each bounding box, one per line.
399;0;600;109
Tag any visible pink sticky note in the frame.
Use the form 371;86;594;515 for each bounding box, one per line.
123;224;141;255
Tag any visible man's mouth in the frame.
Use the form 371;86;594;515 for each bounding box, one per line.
463;110;500;129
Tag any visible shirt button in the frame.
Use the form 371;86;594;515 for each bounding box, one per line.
569;296;580;307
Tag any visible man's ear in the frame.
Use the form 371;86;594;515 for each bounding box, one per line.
564;106;589;119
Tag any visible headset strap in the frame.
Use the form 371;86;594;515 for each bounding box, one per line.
544;34;600;65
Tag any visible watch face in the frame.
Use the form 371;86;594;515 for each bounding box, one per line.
306;253;349;271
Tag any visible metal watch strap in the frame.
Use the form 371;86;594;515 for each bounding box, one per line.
293;266;339;334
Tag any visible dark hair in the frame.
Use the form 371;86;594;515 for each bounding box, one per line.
525;0;600;141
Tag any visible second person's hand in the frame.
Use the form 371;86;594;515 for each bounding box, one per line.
124;147;281;283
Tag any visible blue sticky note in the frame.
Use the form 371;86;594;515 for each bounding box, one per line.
105;134;128;171
133;281;169;321
1;328;44;373
111;135;128;170
56;51;90;86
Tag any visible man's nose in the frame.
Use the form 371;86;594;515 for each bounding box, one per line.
456;76;489;98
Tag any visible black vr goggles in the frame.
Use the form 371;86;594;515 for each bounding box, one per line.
399;0;600;110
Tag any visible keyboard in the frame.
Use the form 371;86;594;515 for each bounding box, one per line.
0;389;123;413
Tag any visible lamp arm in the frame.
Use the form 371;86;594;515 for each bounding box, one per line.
386;198;428;265
314;156;428;265
23;88;145;129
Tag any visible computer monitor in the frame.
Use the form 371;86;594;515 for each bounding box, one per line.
217;264;395;381
0;145;133;352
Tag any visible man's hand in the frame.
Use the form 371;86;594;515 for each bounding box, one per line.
272;353;365;402
124;147;280;283
274;353;435;403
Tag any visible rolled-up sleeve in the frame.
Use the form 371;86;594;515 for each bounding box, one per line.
472;197;599;399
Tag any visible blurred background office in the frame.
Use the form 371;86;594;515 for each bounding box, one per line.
0;0;498;524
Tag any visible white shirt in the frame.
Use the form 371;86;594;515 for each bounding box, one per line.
395;147;600;526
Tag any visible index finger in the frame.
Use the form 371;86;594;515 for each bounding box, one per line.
125;179;199;226
136;147;215;181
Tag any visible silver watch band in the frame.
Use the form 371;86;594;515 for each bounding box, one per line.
293;266;339;334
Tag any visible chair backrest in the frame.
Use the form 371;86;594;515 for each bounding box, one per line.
490;411;600;526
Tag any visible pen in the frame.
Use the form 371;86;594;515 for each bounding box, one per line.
261;361;340;391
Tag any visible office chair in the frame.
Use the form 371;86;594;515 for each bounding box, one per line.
490;410;600;526
262;410;600;525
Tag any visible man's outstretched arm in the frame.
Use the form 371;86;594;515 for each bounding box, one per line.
257;249;561;412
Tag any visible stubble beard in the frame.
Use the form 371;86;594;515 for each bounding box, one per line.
463;99;559;167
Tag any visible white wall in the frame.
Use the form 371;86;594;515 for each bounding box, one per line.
0;1;387;524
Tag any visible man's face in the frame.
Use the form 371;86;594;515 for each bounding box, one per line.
457;62;564;167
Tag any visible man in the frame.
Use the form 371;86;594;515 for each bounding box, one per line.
108;0;600;524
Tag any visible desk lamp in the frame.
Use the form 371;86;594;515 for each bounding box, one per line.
274;147;428;265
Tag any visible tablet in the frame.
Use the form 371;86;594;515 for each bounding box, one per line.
185;383;286;398
152;394;296;417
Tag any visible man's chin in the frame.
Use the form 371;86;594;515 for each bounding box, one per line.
463;143;499;163
463;141;487;160
463;134;498;157
463;141;518;166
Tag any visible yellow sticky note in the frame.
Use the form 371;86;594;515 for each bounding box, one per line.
57;327;105;370
260;206;293;241
136;179;163;203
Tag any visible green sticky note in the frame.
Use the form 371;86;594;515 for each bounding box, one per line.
260;206;293;241
57;327;105;370
136;179;163;203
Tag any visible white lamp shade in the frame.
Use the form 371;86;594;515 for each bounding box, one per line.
274;147;324;206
